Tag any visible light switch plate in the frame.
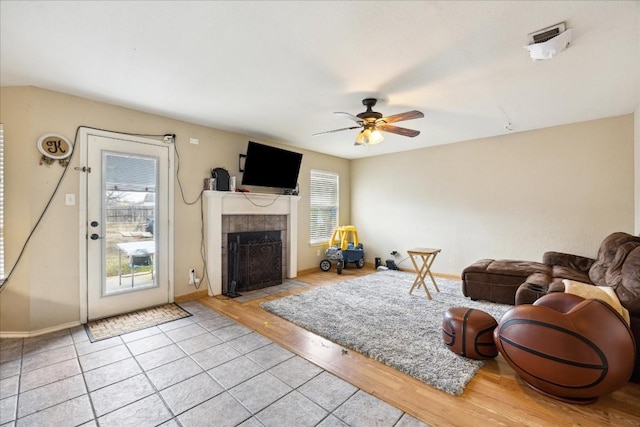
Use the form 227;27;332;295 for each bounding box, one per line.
65;193;75;206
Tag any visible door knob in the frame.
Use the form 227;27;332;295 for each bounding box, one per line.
90;233;102;240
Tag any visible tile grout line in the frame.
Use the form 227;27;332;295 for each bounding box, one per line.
5;300;426;427
14;330;89;424
12;337;24;425
118;330;176;425
78;336;101;426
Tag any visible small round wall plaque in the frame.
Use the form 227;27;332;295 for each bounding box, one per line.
37;133;73;160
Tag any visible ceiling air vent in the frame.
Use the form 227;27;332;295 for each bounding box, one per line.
528;22;566;44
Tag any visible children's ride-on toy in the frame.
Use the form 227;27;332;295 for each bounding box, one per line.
320;225;365;274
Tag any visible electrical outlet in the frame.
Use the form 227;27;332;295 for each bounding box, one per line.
189;268;196;285
316;249;321;256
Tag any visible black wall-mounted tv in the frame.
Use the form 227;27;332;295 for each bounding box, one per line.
241;141;303;190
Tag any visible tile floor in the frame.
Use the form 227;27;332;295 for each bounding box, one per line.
0;300;430;427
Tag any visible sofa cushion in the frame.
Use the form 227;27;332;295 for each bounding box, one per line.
524;271;552;287
543;251;594;273
551;265;591;283
606;242;640;285
611;243;640;315
589;232;640;286
487;260;549;276
462;259;548;278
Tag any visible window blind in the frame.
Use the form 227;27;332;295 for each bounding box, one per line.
310;169;339;245
105;154;156;192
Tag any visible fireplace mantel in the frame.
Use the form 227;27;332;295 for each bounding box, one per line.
204;191;300;296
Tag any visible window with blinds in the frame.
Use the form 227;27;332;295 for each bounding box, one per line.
0;124;4;281
310;169;339;245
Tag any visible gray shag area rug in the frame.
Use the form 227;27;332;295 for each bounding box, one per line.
260;270;512;396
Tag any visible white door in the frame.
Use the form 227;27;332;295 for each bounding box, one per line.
81;130;173;321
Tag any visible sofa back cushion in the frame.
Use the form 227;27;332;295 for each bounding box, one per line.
611;243;640;315
589;232;640;286
589;232;640;316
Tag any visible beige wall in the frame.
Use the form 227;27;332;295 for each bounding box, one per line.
351;115;635;276
1;86;635;334
0;86;350;334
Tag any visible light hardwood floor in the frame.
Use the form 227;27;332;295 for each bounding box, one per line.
197;267;640;427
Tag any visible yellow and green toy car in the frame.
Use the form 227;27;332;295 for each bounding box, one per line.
320;225;365;274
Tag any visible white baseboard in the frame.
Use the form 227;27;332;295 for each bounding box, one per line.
0;321;82;339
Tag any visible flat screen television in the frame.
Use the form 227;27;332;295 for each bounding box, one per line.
241;141;303;190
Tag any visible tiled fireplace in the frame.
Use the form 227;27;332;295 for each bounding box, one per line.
204;191;300;296
224;220;285;295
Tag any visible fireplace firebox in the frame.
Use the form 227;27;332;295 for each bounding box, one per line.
227;230;282;297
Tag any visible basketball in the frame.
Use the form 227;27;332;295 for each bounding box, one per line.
495;317;606;389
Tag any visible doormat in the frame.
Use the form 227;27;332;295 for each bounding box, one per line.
84;303;191;342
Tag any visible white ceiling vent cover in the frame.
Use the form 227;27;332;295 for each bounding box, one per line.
528;22;566;44
524;22;571;61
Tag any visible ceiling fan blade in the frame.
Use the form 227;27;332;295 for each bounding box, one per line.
377;123;420;137
312;125;362;136
334;112;364;123
380;110;424;124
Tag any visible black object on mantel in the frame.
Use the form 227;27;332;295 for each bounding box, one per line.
211;168;230;191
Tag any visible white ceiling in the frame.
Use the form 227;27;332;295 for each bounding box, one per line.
1;1;638;159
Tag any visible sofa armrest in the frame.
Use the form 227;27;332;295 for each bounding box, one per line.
542;251;595;273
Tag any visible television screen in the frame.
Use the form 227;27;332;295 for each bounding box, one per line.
241;141;303;190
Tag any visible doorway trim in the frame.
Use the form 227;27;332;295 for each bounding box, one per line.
78;127;175;324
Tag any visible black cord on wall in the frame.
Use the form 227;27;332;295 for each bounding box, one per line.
171;134;212;293
0;126;173;294
0;127;80;293
173;135;203;206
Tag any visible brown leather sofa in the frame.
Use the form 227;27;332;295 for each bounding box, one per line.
494;293;636;404
462;231;640;382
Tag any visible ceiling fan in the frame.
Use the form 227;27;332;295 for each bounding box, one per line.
313;98;424;145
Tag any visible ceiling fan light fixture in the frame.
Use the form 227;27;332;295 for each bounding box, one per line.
316;98;422;145
369;129;384;144
356;128;384;145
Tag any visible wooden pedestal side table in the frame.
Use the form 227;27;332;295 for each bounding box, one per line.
407;247;441;299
